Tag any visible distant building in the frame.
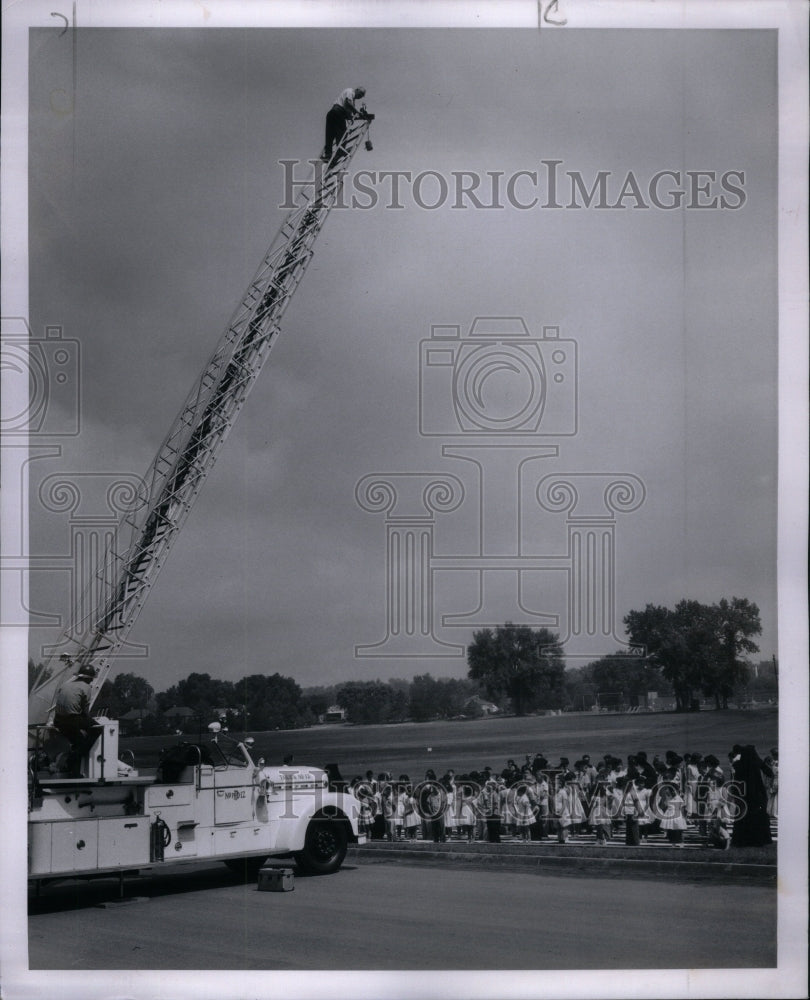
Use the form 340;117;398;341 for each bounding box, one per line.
643;692;677;712
163;705;197;731
321;705;346;724
119;708;148;735
464;695;500;716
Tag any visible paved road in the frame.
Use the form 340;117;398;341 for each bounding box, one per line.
28;859;775;970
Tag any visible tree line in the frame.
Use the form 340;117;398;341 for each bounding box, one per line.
27;663;488;733
27;594;769;730
468;596;765;714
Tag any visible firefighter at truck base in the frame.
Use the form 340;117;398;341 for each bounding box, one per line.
53;662;101;776
321;86;373;162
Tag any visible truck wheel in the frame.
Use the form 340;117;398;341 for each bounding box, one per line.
224;856;268;880
294;819;348;875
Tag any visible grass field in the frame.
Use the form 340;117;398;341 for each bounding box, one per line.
122;706;777;780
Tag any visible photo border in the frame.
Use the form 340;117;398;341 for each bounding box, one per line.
2;2;806;998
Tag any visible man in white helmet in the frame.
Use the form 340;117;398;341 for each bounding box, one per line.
321;86;370;162
53;664;100;776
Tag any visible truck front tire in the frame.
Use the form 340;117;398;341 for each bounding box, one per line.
294;818;348;875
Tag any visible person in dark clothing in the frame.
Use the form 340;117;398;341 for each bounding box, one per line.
730;744;773;846
372;771;390;840
321;86;367;162
635;751;659;790
52;665;101;776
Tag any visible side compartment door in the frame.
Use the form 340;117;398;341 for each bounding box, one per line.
51;820;99;873
97;817;151;868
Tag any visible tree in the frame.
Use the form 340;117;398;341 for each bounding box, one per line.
624;597;761;711
336;680;397;725
409;674;440;722
467;624;565;715
562;664;597;711
624;602;707;711
588;652;659;709
408;675;481;721
436;677;479;718
748;660;778;703
700;597;761;709
387;685;410;722
158;672;235;719
233;673;305;731
154;670;316;732
112;673;155;713
301;685;339;719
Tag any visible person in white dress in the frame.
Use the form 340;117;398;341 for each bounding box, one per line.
659;784;688;847
683;753;701;822
456;782;477;841
399;778;420;840
443;783;458;839
394;777;411;841
554;772;584;843
706;773;734;850
588;779;613;845
512;782;536;842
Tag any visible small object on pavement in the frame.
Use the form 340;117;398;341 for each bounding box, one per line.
258;866;295;892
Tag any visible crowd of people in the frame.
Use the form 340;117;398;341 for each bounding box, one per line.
346;744;777;851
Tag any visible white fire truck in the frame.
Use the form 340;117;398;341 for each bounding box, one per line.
28;721;363;884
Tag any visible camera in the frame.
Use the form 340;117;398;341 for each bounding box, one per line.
0;318;81;436
419;317;577;437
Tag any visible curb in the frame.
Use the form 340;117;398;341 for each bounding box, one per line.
347;843;776;884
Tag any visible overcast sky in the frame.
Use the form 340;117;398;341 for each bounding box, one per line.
26;26;778;693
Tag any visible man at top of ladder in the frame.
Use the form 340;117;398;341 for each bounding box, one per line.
321;86;371;162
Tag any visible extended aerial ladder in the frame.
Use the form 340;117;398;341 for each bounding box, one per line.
28;109;374;728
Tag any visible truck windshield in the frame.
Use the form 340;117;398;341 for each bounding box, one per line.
208;740;250;768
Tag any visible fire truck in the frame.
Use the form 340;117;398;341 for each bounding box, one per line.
28;720;363;884
27;107;375;889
